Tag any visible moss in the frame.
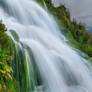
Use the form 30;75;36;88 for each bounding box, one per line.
10;30;19;42
37;0;44;5
22;56;29;92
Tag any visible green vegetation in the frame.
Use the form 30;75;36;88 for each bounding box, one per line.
37;0;92;60
10;30;19;42
0;21;19;92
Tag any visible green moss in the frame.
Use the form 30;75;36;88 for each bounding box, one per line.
37;0;44;5
10;30;19;42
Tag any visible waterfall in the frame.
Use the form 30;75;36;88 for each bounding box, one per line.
0;0;92;92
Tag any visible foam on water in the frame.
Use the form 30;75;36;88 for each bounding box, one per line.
0;0;92;92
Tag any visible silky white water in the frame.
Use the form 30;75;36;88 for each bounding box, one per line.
0;0;92;92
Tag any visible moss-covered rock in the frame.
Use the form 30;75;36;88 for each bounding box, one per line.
10;30;19;42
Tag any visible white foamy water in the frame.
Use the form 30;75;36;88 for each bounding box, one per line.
0;0;92;92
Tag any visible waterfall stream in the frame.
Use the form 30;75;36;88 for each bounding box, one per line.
0;0;92;92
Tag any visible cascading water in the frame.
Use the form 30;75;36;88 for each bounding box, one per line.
0;0;92;92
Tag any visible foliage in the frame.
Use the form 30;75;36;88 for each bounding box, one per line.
0;62;13;80
0;21;19;92
0;78;19;92
0;20;7;32
0;49;14;63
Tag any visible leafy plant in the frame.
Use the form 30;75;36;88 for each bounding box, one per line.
0;21;19;92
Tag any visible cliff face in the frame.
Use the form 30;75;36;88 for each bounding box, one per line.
0;21;19;92
37;0;92;60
